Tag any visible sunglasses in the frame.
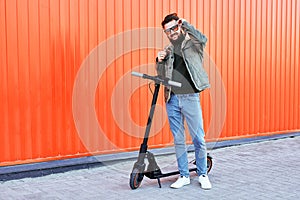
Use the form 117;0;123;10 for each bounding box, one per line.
164;24;179;35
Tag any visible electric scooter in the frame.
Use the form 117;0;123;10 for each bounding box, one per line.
129;72;212;189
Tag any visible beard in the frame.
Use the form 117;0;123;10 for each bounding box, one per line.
169;32;185;46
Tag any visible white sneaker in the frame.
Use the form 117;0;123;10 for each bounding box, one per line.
170;176;190;189
198;174;212;189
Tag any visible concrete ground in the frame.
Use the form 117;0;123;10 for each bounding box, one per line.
0;135;299;200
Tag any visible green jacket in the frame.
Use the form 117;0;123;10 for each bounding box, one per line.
156;21;210;102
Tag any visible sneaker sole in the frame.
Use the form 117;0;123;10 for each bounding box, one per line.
170;182;190;189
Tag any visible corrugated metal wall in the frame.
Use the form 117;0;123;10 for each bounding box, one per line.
0;0;299;166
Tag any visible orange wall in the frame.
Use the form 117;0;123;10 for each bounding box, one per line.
0;0;300;166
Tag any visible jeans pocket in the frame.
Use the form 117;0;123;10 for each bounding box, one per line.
186;94;200;102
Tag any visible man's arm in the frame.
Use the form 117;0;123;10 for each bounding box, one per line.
180;20;207;48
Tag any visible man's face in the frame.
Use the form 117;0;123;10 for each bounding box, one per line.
164;20;182;41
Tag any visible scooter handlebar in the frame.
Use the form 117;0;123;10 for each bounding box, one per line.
131;71;182;87
131;71;144;78
168;80;182;87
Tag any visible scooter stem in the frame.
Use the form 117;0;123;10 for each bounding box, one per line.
137;83;160;163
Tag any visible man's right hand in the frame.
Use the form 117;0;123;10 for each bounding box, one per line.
157;50;168;62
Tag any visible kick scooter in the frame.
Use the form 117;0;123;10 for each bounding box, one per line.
129;72;213;189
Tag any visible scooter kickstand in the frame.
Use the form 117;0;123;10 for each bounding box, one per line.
157;178;162;188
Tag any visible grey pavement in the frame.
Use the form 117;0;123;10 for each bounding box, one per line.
0;136;300;200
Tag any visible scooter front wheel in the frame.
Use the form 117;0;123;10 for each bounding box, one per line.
129;168;144;189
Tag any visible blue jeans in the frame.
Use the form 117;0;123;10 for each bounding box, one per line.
166;93;207;177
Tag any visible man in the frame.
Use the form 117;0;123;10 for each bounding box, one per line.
156;13;211;189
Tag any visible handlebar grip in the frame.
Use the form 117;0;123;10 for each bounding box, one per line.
131;71;144;77
131;71;181;87
168;80;182;87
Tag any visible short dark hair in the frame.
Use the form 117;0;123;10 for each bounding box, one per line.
161;13;179;28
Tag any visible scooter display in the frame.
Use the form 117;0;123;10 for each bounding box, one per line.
129;72;212;189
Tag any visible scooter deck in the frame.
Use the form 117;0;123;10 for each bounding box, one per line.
143;167;198;188
144;167;197;179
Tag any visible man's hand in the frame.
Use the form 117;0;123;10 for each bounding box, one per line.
177;18;187;34
157;50;168;62
177;18;186;26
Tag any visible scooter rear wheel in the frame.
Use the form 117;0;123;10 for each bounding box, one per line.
207;156;213;173
191;155;213;173
129;168;144;189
